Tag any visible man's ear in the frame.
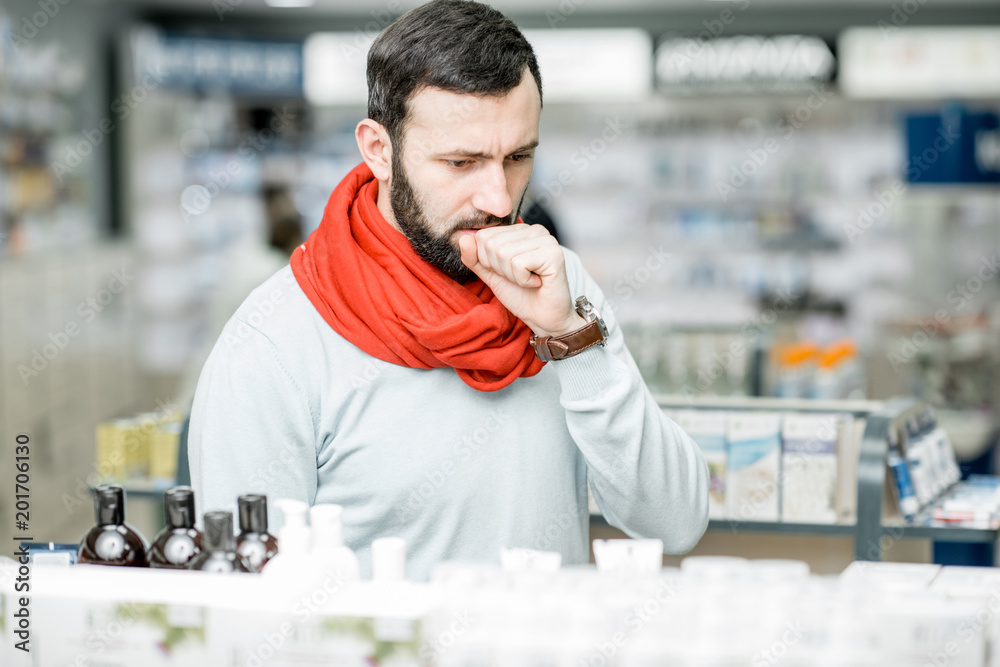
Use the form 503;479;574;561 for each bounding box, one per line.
356;119;392;181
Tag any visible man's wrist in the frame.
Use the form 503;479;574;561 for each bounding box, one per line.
531;314;587;339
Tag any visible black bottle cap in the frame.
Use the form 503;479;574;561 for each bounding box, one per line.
203;511;235;552
164;486;196;529
238;494;268;535
95;484;125;526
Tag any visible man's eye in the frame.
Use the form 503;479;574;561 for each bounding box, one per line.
447;160;471;168
509;153;531;162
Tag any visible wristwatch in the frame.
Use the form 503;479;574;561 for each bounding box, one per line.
530;296;609;362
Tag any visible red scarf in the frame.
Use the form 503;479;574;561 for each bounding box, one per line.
291;163;545;392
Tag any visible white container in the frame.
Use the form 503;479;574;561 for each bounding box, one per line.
261;499;316;581
309;504;361;583
371;537;407;582
500;548;562;573
592;539;663;577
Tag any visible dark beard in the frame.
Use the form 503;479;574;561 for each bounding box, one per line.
389;148;524;284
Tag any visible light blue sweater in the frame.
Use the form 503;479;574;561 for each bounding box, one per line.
188;248;708;580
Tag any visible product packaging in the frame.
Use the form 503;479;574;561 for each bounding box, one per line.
781;413;839;523
592;539;663;576
675;409;728;519
887;428;920;520
150;421;183;484
839;561;942;592
903;417;936;507
188;511;251;573
237;494;278;573
31;558;434;665
261;499;311;580
500;547;562;573
726;412;782;521
309;503;361;582
836;415;863;522
77;484;149;567
149;486;203;569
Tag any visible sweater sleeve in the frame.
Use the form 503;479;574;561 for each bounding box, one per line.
187;315;319;526
553;248;709;553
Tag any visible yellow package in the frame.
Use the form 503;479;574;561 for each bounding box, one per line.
150;422;182;483
95;420;129;481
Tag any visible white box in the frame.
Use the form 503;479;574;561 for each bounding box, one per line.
675;410;728;520
725;412;781;522
781;414;839;524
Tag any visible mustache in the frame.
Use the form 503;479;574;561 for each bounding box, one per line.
450;213;517;234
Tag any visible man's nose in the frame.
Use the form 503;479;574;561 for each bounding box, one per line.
470;162;513;220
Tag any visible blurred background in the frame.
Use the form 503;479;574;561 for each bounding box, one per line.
1;0;999;567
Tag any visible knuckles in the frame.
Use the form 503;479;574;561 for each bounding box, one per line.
476;225;563;276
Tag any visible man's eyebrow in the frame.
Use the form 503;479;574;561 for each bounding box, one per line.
439;141;539;159
510;140;539;154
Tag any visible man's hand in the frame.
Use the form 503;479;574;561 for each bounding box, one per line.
459;224;586;338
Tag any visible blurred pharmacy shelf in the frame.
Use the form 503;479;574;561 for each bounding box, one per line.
590;395;1000;562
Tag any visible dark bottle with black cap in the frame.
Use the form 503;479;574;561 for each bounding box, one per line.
149;486;203;569
77;484;148;567
236;494;279;573
188;511;252;573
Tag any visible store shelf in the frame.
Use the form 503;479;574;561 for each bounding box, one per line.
886;523;1000;544
706;519;857;538
653;394;882;414
645;395;1000;561
592;512;858;538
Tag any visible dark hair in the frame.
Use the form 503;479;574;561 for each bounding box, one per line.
367;0;543;148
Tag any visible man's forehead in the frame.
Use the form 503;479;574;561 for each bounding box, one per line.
406;73;540;123
404;84;539;147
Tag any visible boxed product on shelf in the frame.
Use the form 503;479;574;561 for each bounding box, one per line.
931;476;1000;528
931;565;1000;596
668;401;864;525
95;418;132;480
839;561;943;592
726;412;782;521
428;554;990;666
150;421;184;484
898;410;962;509
836;415;864;523
19;544;1000;666
31;564;433;666
95;410;184;484
886;408;973;524
780;413;839;523
674;409;728;519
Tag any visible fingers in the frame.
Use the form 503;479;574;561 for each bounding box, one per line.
459;233;496;283
507;249;547;288
459;234;480;271
472;225;559;288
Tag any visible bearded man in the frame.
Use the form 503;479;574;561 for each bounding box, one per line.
189;0;708;580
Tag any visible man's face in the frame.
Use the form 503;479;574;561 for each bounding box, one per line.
388;70;541;283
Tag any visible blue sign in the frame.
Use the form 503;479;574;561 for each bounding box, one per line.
135;30;303;97
905;106;1000;184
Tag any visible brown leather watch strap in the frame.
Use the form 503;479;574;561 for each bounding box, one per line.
530;320;606;362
